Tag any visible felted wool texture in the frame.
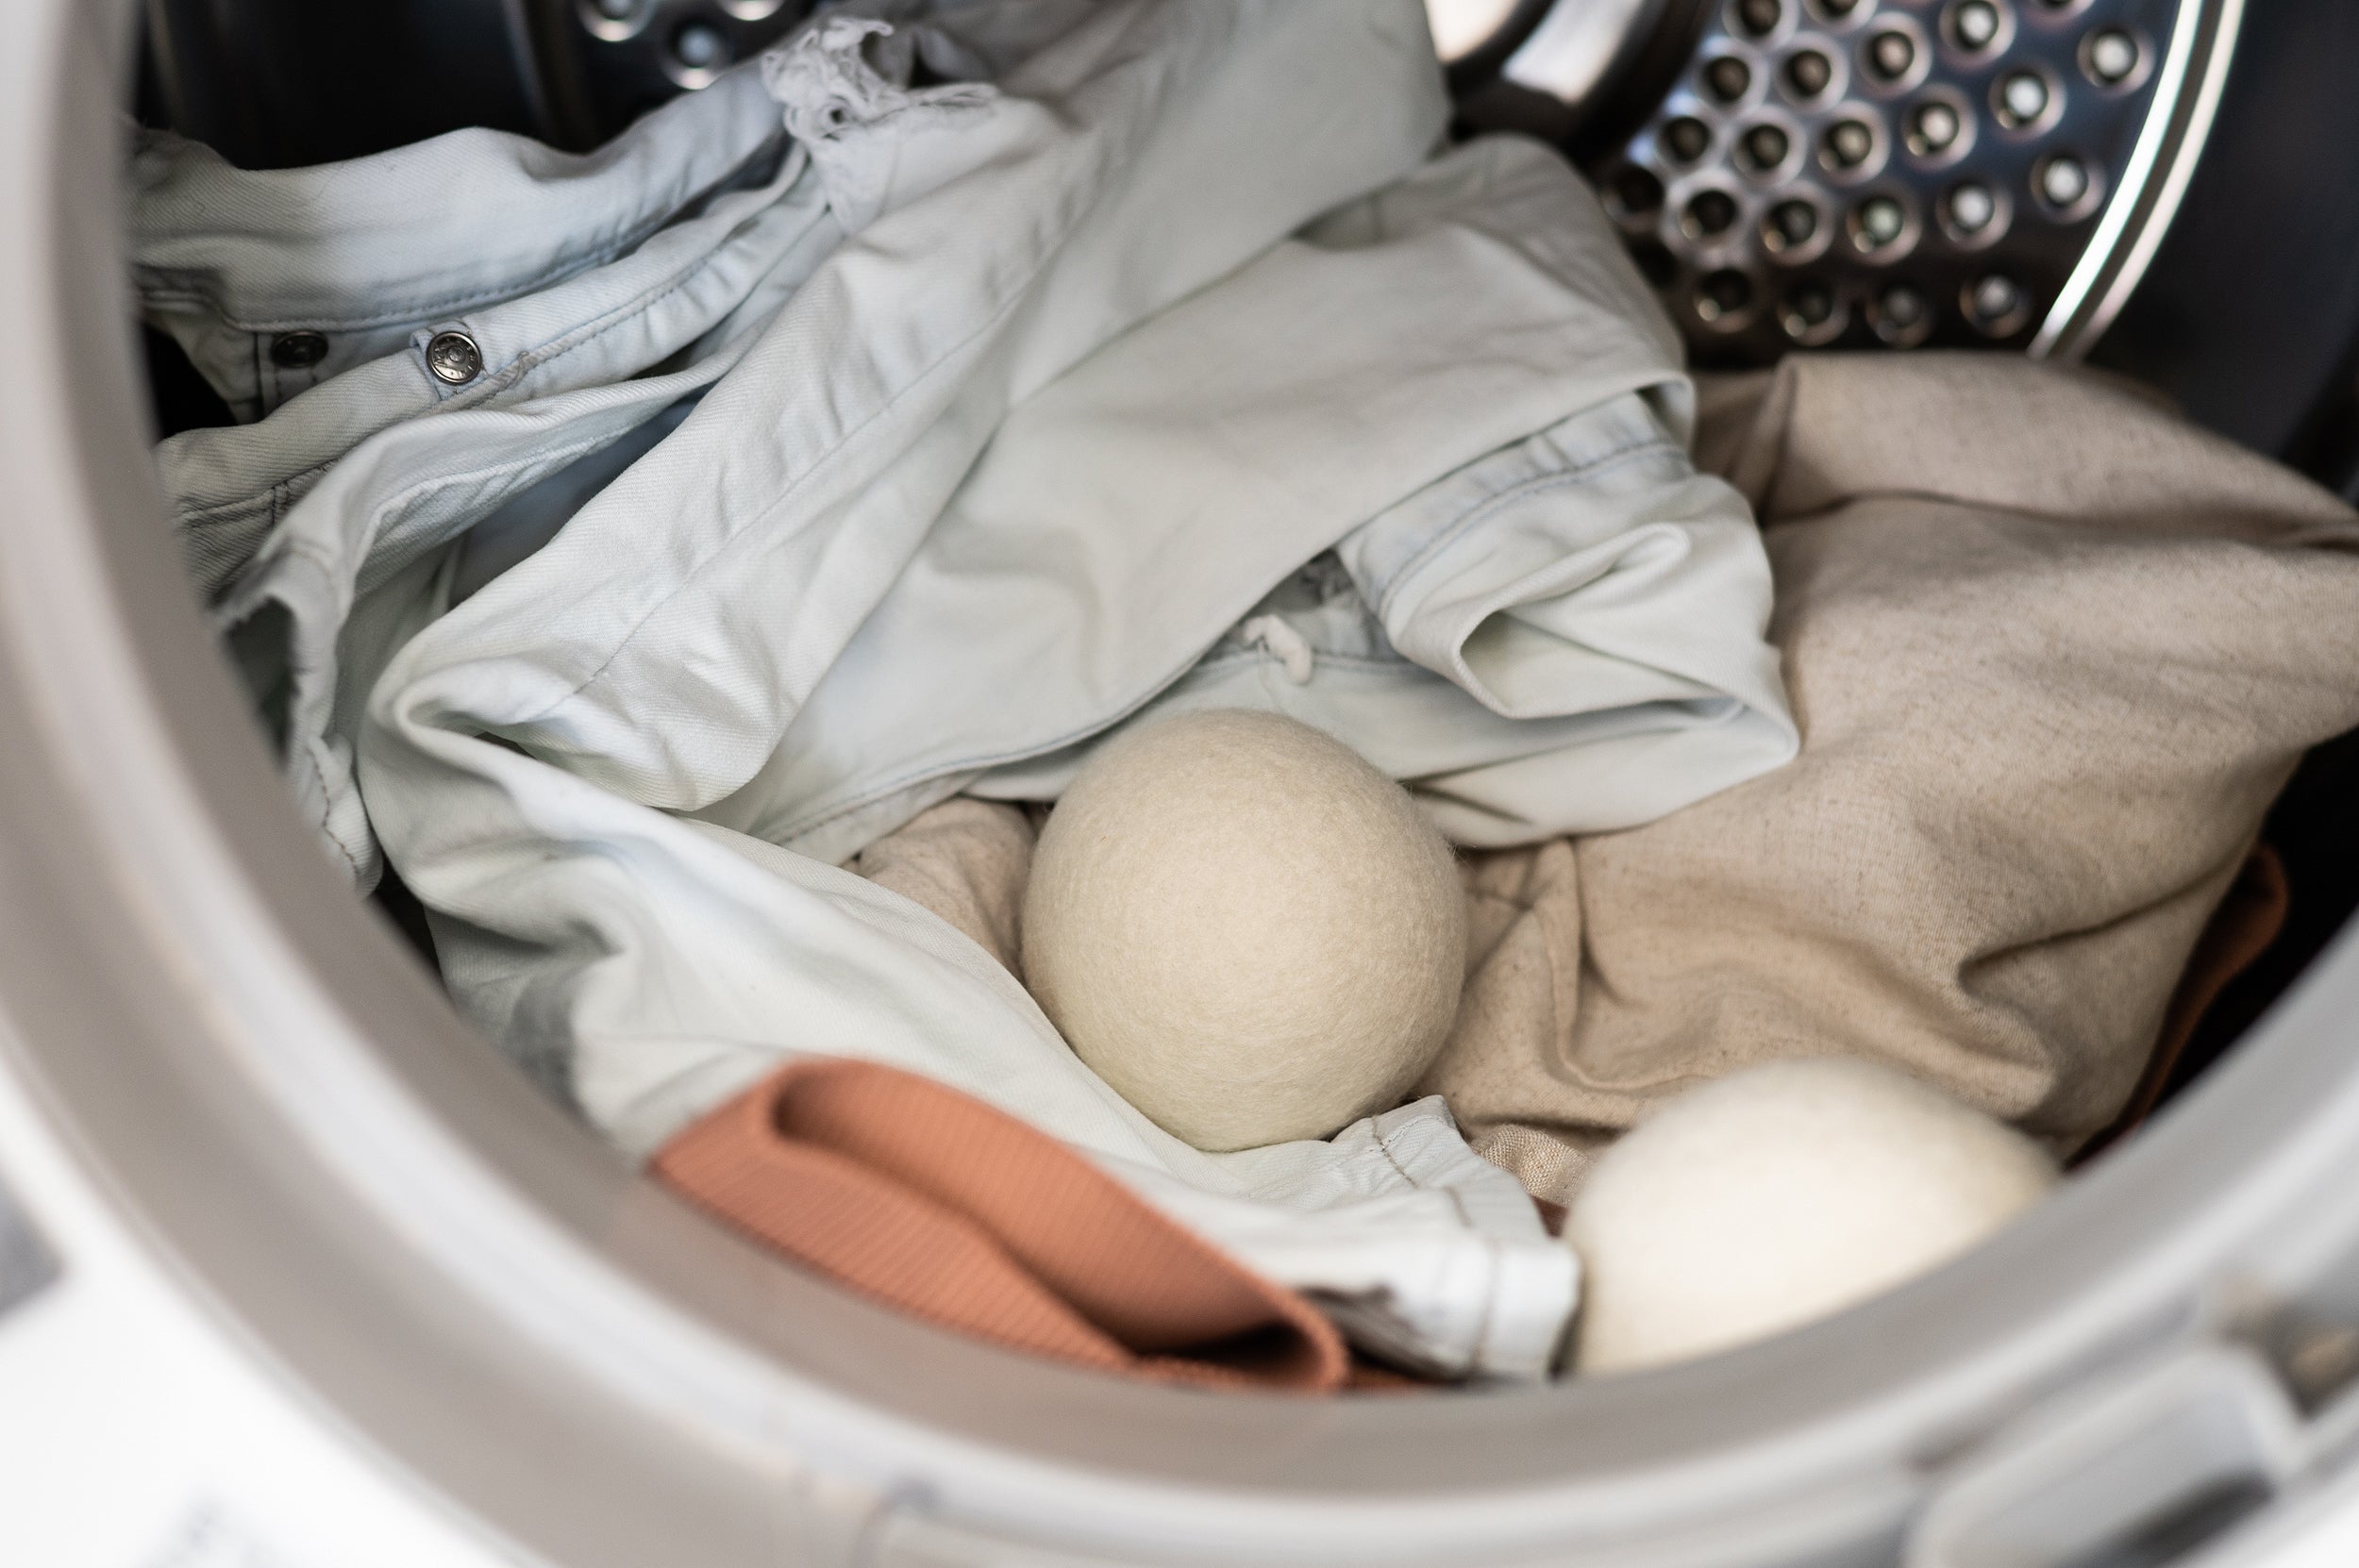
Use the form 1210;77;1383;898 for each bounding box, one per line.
1421;353;2359;1160
1568;1059;2057;1374
1022;709;1467;1153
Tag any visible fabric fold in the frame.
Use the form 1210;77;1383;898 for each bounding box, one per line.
435;0;1451;816
702;135;1793;860
340;0;1576;1379
653;1059;1351;1391
131;64;796;421
1418;354;2359;1158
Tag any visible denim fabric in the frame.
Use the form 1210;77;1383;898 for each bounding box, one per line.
131;0;1800;1379
696;137;1794;859
131;66;797;424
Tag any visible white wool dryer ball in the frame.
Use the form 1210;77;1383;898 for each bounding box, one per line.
1021;709;1466;1153
1568;1059;2058;1374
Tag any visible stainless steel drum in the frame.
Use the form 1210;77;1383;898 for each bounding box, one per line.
1441;0;2242;361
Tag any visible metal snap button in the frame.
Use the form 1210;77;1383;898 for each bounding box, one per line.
425;330;483;385
269;330;328;370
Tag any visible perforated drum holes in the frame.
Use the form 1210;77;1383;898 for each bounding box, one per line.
579;0;646;41
564;0;812;130
1864;28;1910;81
2039;154;2087;205
1848;191;1916;257
1782;46;1839;103
1861;21;1928;91
1819;114;1882;177
667;19;730;84
2035;151;2102;217
1941;178;2010;245
1730;0;1788;42
1942;0;2013;59
1905;92;1974;161
1737;121;1798;178
1585;0;2193;358
1781;279;1848;342
1762;195;1831;260
1963;272;2033;336
1663;114;1715;164
2082;26;2148;89
1909;100;1959;154
1994;66;2061;132
1696;268;1757;325
1682;187;1744;241
1703;53;1756;105
1869;280;1934;344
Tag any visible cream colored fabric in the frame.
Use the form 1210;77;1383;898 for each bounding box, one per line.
850;796;1035;975
1426;353;2359;1162
858;353;2359;1185
1466;1120;1600;1212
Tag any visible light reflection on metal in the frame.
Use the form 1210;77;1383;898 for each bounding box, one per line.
2030;0;2242;359
1501;0;1658;107
1424;0;1525;62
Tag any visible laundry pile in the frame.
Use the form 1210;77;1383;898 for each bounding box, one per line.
136;0;2359;1389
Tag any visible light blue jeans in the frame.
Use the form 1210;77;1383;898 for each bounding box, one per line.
131;0;1796;1381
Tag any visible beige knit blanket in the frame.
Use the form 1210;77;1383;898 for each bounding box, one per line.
855;355;2359;1205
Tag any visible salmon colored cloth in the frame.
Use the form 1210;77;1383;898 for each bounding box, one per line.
652;850;2286;1394
651;1059;1349;1392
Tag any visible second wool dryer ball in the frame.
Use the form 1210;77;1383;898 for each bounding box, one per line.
1567;1059;2060;1374
1021;710;1467;1152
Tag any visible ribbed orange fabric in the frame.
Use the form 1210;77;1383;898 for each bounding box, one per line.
651;1059;1349;1392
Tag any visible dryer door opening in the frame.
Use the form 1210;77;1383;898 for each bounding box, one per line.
6;2;2359;1566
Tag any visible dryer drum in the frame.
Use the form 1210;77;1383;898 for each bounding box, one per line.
1;1;2357;1565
